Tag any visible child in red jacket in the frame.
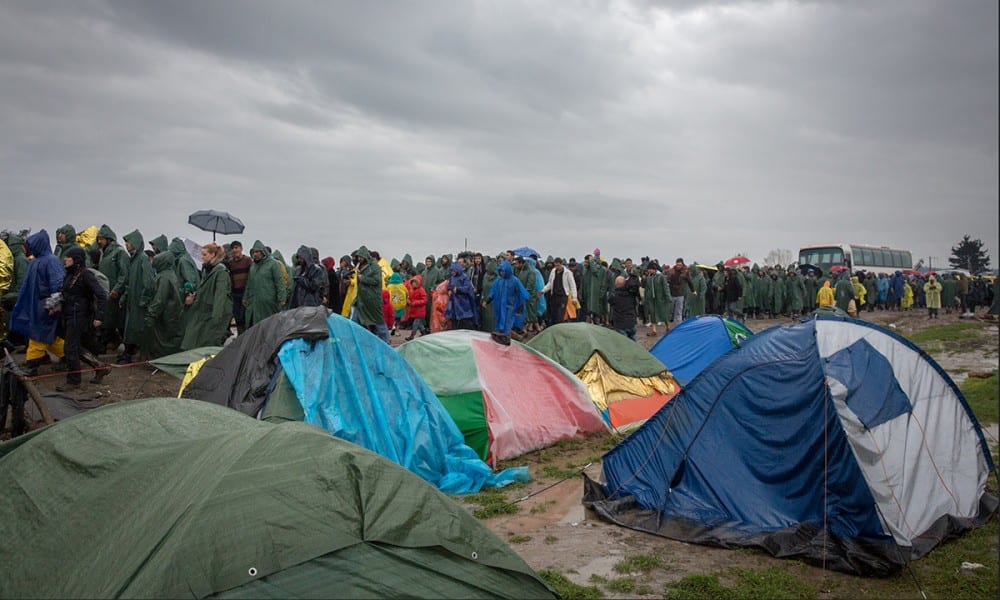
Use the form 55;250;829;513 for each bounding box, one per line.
404;275;427;341
381;289;395;337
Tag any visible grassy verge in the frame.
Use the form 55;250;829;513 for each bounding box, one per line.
537;570;603;600
906;322;988;353
960;371;999;423
665;567;817;599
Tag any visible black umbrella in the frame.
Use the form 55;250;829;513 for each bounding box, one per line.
188;209;245;242
798;263;823;277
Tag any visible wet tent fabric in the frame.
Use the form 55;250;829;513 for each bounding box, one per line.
527;322;680;430
585;316;996;576
649;315;752;386
277;314;527;494
184;306;330;416
150;346;223;380
398;330;607;464
0;399;555;599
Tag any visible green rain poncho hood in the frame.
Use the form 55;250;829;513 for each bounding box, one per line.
143;251;183;358
245;239;287;328
354;245;384;327
96;224;117;242
122;229;152;346
149;234;169;254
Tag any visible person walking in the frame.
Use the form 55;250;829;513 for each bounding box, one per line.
181;243;232;350
445;262;478;331
244;241;287;328
119;230;152;364
289;245;327;309
226;241;253;334
95;225;129;352
609;275;638;340
643;261;670;337
484;259;529;346
56;246;111;391
666;258;695;325
10;230;66;376
142;251;183;359
541;257;578;326
354;246;389;342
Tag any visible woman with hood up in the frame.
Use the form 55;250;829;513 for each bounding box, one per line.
181;243;232;350
57;246;110;390
10;230;66;375
478;257;499;334
924;275;941;319
816;280;835;308
445;262;478;330
685;263;707;317
404;274;427;341
289;245;327;308
386;271;408;334
485;259;529;345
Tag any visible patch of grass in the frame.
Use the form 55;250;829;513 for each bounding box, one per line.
537;570;604;600
544;535;559;544
665;574;731;599
665;567;817;599
605;578;636;593
960;371;999;423
588;574;607;585
907;322;986;352
530;500;557;514
507;534;531;544
613;554;667;574
464;488;519;519
542;464;580;479
635;584;653;595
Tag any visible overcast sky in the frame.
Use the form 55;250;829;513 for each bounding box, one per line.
2;0;997;268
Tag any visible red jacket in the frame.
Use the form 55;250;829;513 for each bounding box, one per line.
382;289;395;328
405;275;428;320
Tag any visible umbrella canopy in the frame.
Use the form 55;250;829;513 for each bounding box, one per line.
188;209;245;242
512;246;541;258
798;263;823;277
723;255;751;267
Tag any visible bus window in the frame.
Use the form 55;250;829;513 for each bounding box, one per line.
870;250;882;267
902;252;912;269
859;248;873;266
893;251;905;268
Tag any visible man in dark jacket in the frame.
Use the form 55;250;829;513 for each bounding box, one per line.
666;258;696;325
289;245;327;308
609;276;637;340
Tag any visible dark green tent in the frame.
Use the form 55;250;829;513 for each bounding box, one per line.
0;399;555;599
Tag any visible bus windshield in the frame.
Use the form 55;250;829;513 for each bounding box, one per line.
798;247;845;272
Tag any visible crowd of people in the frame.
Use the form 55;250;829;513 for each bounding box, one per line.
1;224;997;391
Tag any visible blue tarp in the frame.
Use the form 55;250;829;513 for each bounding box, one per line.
277;314;528;494
649;315;746;386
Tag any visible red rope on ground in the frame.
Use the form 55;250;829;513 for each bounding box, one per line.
23;360;150;382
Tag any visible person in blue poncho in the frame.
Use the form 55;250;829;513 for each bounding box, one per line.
444;262;478;330
484;259;528;345
10;230;66;375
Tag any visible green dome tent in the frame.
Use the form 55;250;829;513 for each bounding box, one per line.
526;322;680;430
0;399;555;599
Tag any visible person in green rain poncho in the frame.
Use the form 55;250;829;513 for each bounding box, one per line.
643;262;670;336
181;243;232;351
478;257;499;334
96;225;129;350
786;269;806;318
148;234;169;256
270;249;293;306
54;224;82;261
834;272;855;313
119;230;152;364
244;240;287;329
769;268;785;318
142;251;183;359
168;238;200;295
581;252;608;324
685;262;708;317
354;245;388;341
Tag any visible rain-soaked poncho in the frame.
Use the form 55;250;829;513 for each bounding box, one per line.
122;230;153;346
142;252;183;359
444;263;477;325
10;230;64;343
277;313;528;494
487;260;528;335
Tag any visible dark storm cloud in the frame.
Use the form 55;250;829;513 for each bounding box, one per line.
0;0;996;267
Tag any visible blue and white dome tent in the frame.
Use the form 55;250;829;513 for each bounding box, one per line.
585;315;996;576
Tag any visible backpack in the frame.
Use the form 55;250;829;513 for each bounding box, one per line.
88;267;110;294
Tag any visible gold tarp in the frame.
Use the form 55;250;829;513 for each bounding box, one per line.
576;352;678;413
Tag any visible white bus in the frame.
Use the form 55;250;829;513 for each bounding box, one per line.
798;244;914;276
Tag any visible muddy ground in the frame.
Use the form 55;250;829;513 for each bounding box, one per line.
6;307;999;598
